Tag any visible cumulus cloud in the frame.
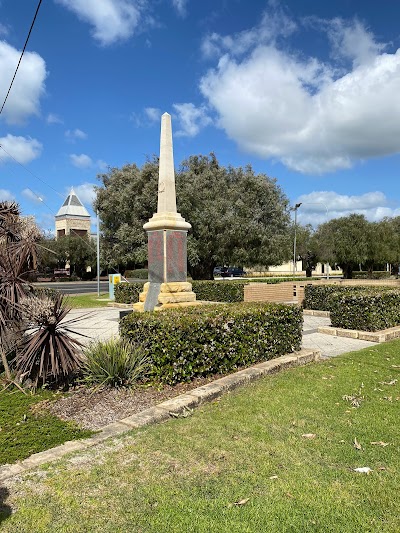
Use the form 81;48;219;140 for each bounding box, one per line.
144;107;162;122
0;134;42;164
173;103;212;137
55;0;145;46
22;188;45;203
0;41;46;124
70;153;93;168
65;128;88;140
295;191;400;225
199;6;400;174
47;113;63;124
0;189;15;201
0;23;9;37
71;182;96;205
172;0;188;17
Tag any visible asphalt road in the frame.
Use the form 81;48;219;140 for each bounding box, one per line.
34;280;144;295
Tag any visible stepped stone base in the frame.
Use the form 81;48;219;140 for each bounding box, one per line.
133;281;197;312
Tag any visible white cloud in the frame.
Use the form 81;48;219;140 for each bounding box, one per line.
70;153;93;168
199;8;400;174
0;41;47;124
172;0;188;17
0;189;15;202
22;188;45;204
144;107;161;122
0;134;42;164
55;0;145;46
65;128;88;140
0;23;9;37
173;103;212;137
96;159;108;170
72;182;96;205
47;113;63;124
295;191;400;225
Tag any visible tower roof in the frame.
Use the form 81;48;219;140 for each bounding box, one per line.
55;187;90;218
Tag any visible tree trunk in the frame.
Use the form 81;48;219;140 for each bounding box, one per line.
305;266;312;277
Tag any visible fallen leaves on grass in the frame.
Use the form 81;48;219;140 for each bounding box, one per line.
301;433;316;439
269;475;279;480
229;498;250;507
371;441;390;447
354;467;372;474
353;438;362;450
379;379;398;386
342;394;364;408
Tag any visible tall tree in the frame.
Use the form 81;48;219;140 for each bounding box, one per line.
295;224;318;277
314;214;370;278
94;154;292;279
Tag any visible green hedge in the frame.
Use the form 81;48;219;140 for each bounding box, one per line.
303;285;392;312
352;271;391;280
115;282;145;304
124;269;148;279
330;290;400;331
120;303;303;384
192;280;247;302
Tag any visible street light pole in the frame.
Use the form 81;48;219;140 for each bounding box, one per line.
293;203;302;277
96;210;100;297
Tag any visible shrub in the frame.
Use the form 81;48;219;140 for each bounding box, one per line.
120;302;303;384
353;271;391;280
330;290;400;331
124;269;148;279
81;337;149;387
192;280;247;302
303;285;392;312
114;282;145;304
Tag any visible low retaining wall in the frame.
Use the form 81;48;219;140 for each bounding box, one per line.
318;325;400;343
244;282;309;304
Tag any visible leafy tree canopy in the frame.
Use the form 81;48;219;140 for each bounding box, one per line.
94;154;292;279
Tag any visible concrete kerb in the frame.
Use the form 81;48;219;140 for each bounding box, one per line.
317;324;400;343
0;348;320;482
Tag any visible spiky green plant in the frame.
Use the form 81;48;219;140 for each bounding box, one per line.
81;337;149;388
16;293;85;388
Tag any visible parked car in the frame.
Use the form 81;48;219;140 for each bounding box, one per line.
221;267;247;278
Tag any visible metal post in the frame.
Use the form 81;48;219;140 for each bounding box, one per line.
96;210;100;297
293;203;302;277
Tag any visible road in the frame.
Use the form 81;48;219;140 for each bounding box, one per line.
34;280;144;295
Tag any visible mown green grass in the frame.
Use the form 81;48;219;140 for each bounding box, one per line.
0;387;93;466
66;293;110;308
2;342;400;532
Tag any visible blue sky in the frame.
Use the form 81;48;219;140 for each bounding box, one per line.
1;0;400;232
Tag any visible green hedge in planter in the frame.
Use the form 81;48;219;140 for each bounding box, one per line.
114;282;145;304
119;302;303;384
123;269;148;279
330;290;400;331
192;280;247;302
303;285;392;312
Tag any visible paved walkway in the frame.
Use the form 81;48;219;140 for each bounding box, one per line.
67;307;376;357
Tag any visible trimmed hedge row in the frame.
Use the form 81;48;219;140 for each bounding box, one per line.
115;278;319;305
353;271;391;280
303;285;393;312
120;302;303;384
192;280;247;302
330;290;400;331
123;269;149;279
115;282;145;304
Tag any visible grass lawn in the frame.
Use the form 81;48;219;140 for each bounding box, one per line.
2;341;400;532
0;387;93;465
66;293;111;308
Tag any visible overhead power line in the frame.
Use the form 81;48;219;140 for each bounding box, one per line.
0;0;43;117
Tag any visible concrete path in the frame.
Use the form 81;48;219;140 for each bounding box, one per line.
66;307;376;357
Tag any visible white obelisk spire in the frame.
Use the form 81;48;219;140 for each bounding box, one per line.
157;113;177;213
144;112;190;231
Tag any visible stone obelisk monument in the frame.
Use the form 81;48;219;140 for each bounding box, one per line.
133;113;196;311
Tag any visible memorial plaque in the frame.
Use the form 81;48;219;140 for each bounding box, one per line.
166;230;187;282
148;230;164;282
